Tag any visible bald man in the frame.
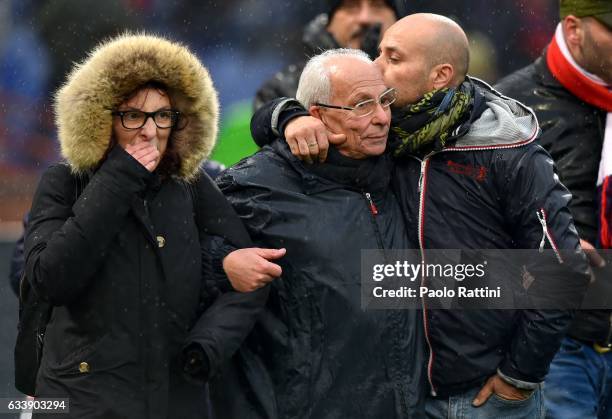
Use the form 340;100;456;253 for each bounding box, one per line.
250;13;590;419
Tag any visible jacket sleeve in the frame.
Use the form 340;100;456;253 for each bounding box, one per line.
24;147;151;306
250;98;309;148
199;233;237;307
253;75;288;113
183;171;270;381
498;144;590;384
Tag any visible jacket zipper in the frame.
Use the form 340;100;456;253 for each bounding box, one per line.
363;192;385;252
535;208;564;263
412;130;540;397
365;192;379;215
364;190;409;411
413;155;438;396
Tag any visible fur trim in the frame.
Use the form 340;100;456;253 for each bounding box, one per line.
55;33;219;181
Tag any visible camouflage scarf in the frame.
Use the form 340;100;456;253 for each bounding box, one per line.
390;80;474;157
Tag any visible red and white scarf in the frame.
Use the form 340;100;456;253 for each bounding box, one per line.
546;23;612;248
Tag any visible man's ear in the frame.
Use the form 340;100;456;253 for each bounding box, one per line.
309;105;322;120
562;15;583;50
430;63;455;90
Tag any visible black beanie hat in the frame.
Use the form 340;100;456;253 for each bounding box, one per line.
326;0;407;19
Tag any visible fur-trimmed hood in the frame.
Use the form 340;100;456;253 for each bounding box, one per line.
55;33;219;181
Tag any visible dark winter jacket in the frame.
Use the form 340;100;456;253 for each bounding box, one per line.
250;79;590;397
9;161;226;298
496;55;609;345
392;80;589;396
213;140;427;419
24;34;265;419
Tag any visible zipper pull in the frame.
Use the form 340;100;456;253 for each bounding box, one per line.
418;160;427;192
365;192;378;215
536;209;547;253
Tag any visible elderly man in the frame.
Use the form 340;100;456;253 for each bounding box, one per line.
251;13;590;419
253;0;405;110
496;1;612;417
215;49;425;419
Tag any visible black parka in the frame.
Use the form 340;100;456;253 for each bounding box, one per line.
214;141;427;419
496;55;610;344
26;149;264;419
23;34;266;419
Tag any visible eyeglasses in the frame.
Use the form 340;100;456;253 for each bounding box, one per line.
314;88;396;118
112;109;181;129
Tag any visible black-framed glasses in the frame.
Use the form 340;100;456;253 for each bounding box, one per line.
314;87;396;118
112;109;181;129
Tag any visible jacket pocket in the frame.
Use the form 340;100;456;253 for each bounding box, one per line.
44;334;133;377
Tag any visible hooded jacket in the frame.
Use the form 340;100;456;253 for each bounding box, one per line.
213;141;427;419
24;34;265;419
250;79;590;397
495;55;610;345
392;80;589;396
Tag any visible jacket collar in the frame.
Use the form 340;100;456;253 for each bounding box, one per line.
443;78;541;151
270;140;393;195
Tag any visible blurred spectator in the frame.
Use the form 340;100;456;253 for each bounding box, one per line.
496;1;612;417
253;0;407;110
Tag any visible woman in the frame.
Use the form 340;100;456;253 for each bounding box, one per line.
23;34;269;419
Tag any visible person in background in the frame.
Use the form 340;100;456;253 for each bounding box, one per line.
253;0;406;110
496;1;612;417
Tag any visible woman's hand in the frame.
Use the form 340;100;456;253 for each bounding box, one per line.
124;141;161;172
223;248;286;292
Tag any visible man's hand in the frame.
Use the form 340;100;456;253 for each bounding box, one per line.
284;116;346;164
472;374;533;407
223;248;286;292
124;141;160;172
580;239;606;268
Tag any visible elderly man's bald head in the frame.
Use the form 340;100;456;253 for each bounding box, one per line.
375;13;470;106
